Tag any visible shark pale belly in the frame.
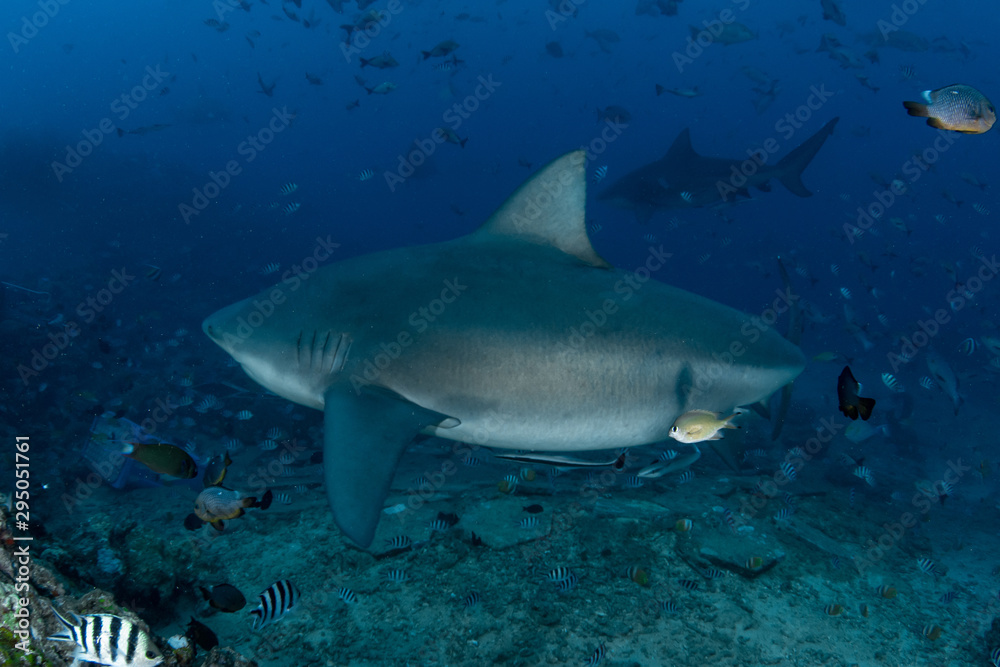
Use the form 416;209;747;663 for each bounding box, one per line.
203;150;805;546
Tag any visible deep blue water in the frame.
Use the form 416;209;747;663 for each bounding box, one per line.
2;0;997;341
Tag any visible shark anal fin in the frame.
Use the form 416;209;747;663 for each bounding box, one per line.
323;387;455;547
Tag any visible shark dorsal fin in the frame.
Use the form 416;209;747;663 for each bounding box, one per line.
662;128;697;164
474;150;610;269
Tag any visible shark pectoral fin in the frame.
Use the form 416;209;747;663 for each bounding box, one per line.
473;150;611;269
748;399;771;421
323;387;455;548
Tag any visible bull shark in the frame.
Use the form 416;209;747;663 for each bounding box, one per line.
202;150;805;547
598;117;839;222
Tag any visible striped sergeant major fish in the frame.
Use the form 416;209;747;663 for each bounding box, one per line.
47;607;163;667
250;579;300;630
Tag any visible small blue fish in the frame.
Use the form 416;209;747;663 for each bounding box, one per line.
780;462;797;481
359;168;375;181
556;572;578;593
659;600;679;613
677;471;694;484
518;516;538;529
585;642;606;667
338;587;357;604
677;579;699;591
462;591;480;608
916;557;938;576
384;569;409;583
428;518;451;532
958;337;977;355
623;475;643;489
773;508;794;522
853;466;875;486
881;373;901;392
278;182;298;196
592;165;608;184
547;566;574;582
384;535;412;550
722;507;736;533
282;202;301;215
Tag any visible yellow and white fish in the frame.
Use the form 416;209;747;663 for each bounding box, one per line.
669;409;739;443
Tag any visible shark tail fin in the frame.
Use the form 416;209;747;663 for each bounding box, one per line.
775;117;840;197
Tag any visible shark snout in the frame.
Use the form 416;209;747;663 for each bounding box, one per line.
202;298;252;353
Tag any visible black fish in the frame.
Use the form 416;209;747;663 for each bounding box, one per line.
257;72;276;97
186;617;219;651
436;511;459;527
837;366;876;421
200;583;246;612
183;513;204;530
201;452;232;488
523;504;544;514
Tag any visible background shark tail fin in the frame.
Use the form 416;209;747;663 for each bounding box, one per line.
775;116;840;197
